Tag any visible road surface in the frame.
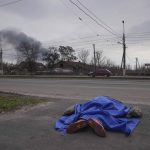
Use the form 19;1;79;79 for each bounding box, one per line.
0;78;150;105
0;78;150;150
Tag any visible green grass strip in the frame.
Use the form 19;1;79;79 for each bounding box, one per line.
0;95;48;113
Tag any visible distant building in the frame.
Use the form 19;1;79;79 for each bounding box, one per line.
52;61;92;75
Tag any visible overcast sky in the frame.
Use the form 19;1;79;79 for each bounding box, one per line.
0;0;150;67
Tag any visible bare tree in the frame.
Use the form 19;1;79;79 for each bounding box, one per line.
90;50;105;67
95;50;105;67
78;49;89;64
16;40;41;73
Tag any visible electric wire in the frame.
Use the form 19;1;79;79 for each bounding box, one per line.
76;0;119;35
69;0;122;40
59;0;99;36
42;36;119;45
0;0;23;8
52;0;122;46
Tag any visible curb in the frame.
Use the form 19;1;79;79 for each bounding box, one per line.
0;75;150;80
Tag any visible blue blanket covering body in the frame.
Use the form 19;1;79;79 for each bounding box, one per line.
55;96;139;135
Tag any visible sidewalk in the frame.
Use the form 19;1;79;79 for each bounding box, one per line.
0;98;149;150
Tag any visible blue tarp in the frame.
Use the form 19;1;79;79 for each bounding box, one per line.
55;96;139;135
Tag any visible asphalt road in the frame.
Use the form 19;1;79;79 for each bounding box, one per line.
0;78;150;150
0;78;150;105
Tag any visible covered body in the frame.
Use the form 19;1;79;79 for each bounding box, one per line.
55;96;139;135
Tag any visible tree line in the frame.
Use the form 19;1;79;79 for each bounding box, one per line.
3;41;147;75
2;40;119;74
0;29;119;74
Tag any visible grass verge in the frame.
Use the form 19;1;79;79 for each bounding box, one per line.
0;93;48;113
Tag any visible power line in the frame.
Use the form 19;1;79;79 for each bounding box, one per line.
59;0;99;35
126;32;150;36
42;41;120;49
69;0;121;40
76;0;119;35
42;36;119;45
126;38;150;42
42;40;119;49
41;33;119;48
127;35;145;38
0;0;23;8
43;33;117;43
126;36;150;39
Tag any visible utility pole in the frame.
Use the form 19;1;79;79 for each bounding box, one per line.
135;57;140;75
93;44;96;73
0;48;3;75
135;57;138;72
122;20;126;76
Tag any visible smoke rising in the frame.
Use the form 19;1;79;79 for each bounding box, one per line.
0;29;47;63
0;29;41;49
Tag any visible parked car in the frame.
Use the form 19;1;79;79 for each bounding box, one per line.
88;69;112;77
